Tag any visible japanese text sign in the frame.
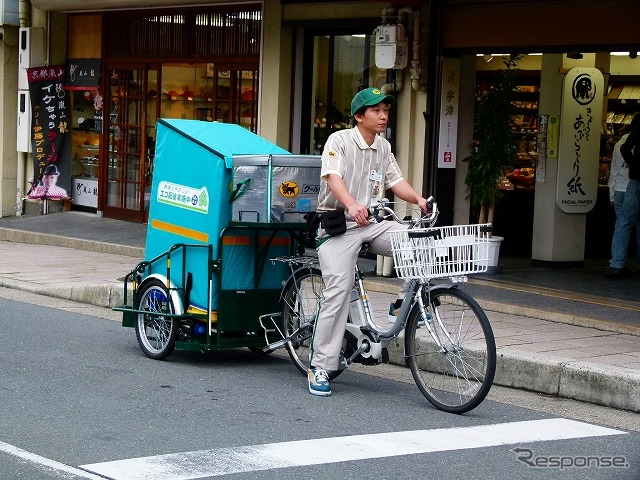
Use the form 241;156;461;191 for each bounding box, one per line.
437;58;460;169
556;68;604;214
26;66;71;199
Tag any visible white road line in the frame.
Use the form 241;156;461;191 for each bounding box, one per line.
0;440;107;479
80;418;626;480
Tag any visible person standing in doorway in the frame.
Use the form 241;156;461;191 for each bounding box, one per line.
604;113;640;278
307;87;429;396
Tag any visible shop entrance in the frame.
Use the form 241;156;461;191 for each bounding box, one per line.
298;27;389;155
101;65;158;223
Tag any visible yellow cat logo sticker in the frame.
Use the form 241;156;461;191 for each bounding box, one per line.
280;181;299;197
328;151;337;157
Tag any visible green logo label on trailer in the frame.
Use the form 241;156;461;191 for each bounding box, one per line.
157;181;209;214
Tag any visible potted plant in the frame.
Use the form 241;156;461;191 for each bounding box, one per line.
464;54;522;271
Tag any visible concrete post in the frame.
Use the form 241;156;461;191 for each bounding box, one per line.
258;0;292;149
531;54;594;265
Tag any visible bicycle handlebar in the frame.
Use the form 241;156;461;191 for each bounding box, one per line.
368;196;438;228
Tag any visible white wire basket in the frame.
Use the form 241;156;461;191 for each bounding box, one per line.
390;224;492;280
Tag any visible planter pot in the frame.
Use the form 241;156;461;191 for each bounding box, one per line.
486;235;504;274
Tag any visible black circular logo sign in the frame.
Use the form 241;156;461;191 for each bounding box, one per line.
572;73;596;106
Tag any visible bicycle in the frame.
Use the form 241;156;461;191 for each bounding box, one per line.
261;198;497;414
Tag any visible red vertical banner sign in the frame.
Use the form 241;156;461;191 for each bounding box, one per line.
26;66;71;200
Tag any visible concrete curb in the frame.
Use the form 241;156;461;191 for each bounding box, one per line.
380;340;640;413
494;349;640;412
0;279;129;309
559;361;640;412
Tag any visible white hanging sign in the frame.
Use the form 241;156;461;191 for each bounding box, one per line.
556;67;604;214
437;58;460;169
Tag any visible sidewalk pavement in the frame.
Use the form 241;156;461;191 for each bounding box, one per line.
0;212;639;413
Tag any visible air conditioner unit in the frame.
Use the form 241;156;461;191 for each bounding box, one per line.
18;27;45;90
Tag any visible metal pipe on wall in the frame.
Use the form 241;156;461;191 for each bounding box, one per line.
15;0;30;216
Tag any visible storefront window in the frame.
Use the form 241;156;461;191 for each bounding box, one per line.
151;64;257;129
305;32;386;154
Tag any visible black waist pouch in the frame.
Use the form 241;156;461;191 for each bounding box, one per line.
321;209;347;236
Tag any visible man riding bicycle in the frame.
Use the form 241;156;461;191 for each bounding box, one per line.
308;87;429;396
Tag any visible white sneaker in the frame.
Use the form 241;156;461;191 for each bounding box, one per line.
308;368;331;396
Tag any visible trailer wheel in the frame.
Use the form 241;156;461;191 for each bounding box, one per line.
135;279;178;360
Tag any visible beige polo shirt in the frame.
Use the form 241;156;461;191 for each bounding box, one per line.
317;127;404;219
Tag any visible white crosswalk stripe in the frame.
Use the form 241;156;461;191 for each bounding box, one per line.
80;418;626;480
0;441;105;480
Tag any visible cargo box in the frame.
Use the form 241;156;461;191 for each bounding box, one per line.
230;154;321;223
146;120;288;310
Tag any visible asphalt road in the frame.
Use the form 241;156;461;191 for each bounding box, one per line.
0;289;638;480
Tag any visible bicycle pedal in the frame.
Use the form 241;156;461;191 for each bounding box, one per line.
264;338;288;351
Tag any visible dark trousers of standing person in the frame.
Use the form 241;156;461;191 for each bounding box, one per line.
609;179;640;272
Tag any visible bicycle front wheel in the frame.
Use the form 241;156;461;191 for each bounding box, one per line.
405;286;496;414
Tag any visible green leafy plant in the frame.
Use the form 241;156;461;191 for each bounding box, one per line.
464;54;522;226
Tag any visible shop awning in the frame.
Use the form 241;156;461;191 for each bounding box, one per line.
31;0;249;12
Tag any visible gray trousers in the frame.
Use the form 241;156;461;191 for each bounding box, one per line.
309;220;409;371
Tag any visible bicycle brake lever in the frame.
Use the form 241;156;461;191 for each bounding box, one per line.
368;198;389;223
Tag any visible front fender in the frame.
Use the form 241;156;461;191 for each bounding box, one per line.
139;274;185;316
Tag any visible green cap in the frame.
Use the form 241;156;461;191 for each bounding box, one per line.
350;87;395;115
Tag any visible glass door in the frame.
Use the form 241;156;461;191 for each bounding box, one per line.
299;30;383;154
102;65;159;222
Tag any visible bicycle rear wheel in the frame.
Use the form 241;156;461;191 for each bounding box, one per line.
281;268;345;380
282;268;322;375
405;286;496;414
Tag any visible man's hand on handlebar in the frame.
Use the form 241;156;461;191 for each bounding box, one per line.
417;197;430;215
367;196;438;226
347;203;371;227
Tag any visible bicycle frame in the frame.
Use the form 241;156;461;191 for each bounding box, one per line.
345;265;462;364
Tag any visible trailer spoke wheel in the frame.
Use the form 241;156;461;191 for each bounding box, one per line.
135;279;178;360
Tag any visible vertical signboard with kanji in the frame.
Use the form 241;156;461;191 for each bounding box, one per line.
556;67;604;213
437;58;460;169
26;66;71;200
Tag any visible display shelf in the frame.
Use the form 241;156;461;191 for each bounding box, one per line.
70;88;101;211
145;65;257;129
